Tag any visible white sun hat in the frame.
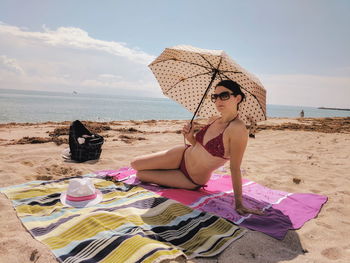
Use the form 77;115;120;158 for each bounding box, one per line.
60;178;103;208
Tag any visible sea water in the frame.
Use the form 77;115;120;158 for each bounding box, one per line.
0;89;348;123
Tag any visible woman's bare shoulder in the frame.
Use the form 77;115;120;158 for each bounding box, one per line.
226;119;248;137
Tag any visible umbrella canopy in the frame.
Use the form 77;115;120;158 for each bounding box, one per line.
149;45;267;128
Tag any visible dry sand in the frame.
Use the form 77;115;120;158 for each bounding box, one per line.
0;117;350;263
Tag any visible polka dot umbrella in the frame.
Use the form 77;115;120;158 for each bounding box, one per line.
149;45;267;133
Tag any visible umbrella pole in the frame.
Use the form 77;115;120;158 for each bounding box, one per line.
183;69;218;145
190;69;218;125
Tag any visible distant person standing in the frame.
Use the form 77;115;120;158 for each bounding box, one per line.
300;110;304;118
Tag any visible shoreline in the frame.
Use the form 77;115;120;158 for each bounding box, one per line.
1;116;350;127
1;117;349;149
1;117;349;141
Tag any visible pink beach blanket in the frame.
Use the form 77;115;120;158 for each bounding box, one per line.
95;167;327;240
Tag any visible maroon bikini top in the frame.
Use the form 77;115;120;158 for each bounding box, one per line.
195;115;238;160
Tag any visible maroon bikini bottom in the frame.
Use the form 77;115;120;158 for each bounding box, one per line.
179;144;206;190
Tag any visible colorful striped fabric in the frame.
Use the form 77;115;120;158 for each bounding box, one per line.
96;167;328;240
0;177;246;263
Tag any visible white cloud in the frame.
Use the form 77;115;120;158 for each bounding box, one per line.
0;23;154;64
0;22;160;97
98;74;122;80
259;73;350;108
0;55;25;75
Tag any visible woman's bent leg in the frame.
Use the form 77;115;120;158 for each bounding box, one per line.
130;145;187;171
136;169;199;190
130;145;199;190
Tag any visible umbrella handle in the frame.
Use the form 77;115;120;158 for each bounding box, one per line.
184;69;218;145
185;69;218;146
185;70;218;146
190;69;218;125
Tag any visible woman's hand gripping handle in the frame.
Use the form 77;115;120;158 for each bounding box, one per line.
182;122;196;146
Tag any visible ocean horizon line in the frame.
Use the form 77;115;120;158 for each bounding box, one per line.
0;88;342;110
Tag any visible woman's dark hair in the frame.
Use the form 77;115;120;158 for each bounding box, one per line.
216;80;246;109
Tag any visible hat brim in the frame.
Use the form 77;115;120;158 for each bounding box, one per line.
60;189;103;208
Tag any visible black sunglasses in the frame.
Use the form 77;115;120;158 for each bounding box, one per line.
210;91;235;103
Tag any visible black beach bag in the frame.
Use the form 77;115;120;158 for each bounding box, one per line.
69;120;104;162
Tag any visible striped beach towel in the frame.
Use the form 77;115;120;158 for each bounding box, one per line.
0;177;246;263
97;167;328;240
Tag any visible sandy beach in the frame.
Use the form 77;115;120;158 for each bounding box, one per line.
0;117;350;263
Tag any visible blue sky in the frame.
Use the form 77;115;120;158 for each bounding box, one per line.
0;0;349;107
